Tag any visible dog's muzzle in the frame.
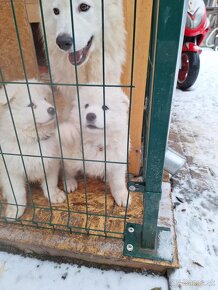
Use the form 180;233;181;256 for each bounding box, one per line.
56;33;94;66
86;113;96;122
86;112;97;129
56;34;73;51
47;107;56;116
68;36;94;66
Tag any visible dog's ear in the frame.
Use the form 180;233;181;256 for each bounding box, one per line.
0;85;16;105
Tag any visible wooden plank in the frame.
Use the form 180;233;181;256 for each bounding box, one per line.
122;0;153;175
0;225;178;272
25;2;40;23
0;0;38;81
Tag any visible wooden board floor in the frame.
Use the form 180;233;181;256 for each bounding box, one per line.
0;177;143;239
0;177;178;272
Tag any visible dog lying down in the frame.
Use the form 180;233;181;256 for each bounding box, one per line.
60;86;131;207
0;81;66;219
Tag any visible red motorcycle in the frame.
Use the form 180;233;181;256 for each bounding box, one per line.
177;0;210;90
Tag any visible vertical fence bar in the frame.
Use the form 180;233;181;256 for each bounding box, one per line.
142;0;187;249
124;0;137;231
100;0;108;237
69;0;89;232
0;145;18;218
39;0;72;229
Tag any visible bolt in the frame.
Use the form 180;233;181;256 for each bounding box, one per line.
128;226;134;233
129;185;136;192
126;244;134;252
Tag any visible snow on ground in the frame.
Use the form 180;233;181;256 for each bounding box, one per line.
0;49;217;290
0;252;168;290
168;49;218;290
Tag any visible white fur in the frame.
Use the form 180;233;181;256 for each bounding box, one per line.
0;81;66;219
60;86;131;206
41;0;126;110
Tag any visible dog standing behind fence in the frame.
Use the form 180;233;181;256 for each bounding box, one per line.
60;86;131;207
41;0;126;114
0;82;66;219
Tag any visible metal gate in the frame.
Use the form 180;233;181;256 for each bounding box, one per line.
0;0;186;262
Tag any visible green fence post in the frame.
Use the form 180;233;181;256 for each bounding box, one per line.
124;0;187;260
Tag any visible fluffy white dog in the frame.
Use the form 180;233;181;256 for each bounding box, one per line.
60;86;131;207
0;82;66;219
41;0;126;110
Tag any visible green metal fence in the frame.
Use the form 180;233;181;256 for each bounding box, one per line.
0;0;186;260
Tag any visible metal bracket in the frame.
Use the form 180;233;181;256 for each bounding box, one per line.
127;181;145;193
123;223;172;262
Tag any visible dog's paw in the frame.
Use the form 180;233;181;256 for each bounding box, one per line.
50;188;66;204
5;205;25;220
113;190;131;207
65;178;78;193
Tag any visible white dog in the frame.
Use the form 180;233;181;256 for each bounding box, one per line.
0;81;66;219
60;86;131;207
41;0;126;109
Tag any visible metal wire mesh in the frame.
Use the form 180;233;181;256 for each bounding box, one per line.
0;0;138;239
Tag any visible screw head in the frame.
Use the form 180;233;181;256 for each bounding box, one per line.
129;185;136;192
126;244;134;252
128;226;134;233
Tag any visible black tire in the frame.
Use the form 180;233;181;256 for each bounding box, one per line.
177;52;200;91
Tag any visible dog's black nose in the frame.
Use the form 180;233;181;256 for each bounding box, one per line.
47;107;55;116
86;113;96;122
56;34;73;51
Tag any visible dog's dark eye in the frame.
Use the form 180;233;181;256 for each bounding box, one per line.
102;105;109;111
79;3;90;12
53;8;60;15
85;104;89;109
27;102;35;108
